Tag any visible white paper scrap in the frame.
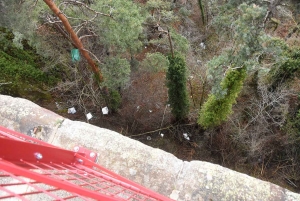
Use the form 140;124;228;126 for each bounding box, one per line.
102;107;109;115
86;113;93;120
183;133;190;141
68;107;76;114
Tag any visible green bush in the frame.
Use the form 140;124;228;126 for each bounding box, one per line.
0;28;59;87
166;54;189;121
269;49;300;90
0;51;57;85
0;28;39;67
198;67;246;128
108;90;121;113
141;52;169;72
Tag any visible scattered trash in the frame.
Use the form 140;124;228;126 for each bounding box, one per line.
170;190;180;200
149;110;152;113
160;133;164;138
55;102;63;110
183;133;190;141
27;126;45;141
68;107;76;114
86;113;93;120
102;107;109;115
71;49;80;62
147;136;151;141
136;105;140;111
200;42;206;49
167;104;170;107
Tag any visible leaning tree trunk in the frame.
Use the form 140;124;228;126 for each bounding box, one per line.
43;0;103;82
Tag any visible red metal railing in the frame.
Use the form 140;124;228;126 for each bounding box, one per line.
0;125;173;201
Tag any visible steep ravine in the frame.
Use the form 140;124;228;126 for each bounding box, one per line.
1;94;300;201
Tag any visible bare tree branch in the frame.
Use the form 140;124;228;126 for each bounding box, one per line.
43;0;104;82
0;82;12;86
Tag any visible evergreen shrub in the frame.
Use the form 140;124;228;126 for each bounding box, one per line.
166;54;189;120
198;67;246;128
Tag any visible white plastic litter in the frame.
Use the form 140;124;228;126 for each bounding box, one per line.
102;107;109;115
86;113;93;120
170;190;180;200
68;107;76;114
149;110;152;113
55;102;63;110
160;133;164;138
200;42;206;49
183;133;190;141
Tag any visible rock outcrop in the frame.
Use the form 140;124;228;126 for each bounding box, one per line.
0;95;299;201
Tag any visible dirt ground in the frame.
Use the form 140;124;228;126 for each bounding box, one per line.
39;98;300;194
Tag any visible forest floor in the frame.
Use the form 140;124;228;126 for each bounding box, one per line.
39;98;300;194
41;99;218;164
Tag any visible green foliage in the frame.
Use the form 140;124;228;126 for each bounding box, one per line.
269;48;300;90
108;90;122;113
146;0;178;24
283;109;300;157
130;56;140;72
0;28;58;86
178;7;191;17
101;57;131;90
0;28;33;64
0;51;57;85
170;30;190;55
94;0;145;53
198;68;246;128
141;52;169;72
198;0;206;25
207;4;267;98
166;54;189;120
0;28;58;100
146;0;171;11
206;53;231;98
284;93;300;143
1;1;49;47
149;29;189;55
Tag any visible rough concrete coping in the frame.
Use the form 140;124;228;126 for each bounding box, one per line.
0;95;299;201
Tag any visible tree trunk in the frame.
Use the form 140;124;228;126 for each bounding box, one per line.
43;0;103;82
167;28;174;58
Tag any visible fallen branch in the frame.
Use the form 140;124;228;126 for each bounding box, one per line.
128;126;172;137
128;123;197;137
0;82;12;86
